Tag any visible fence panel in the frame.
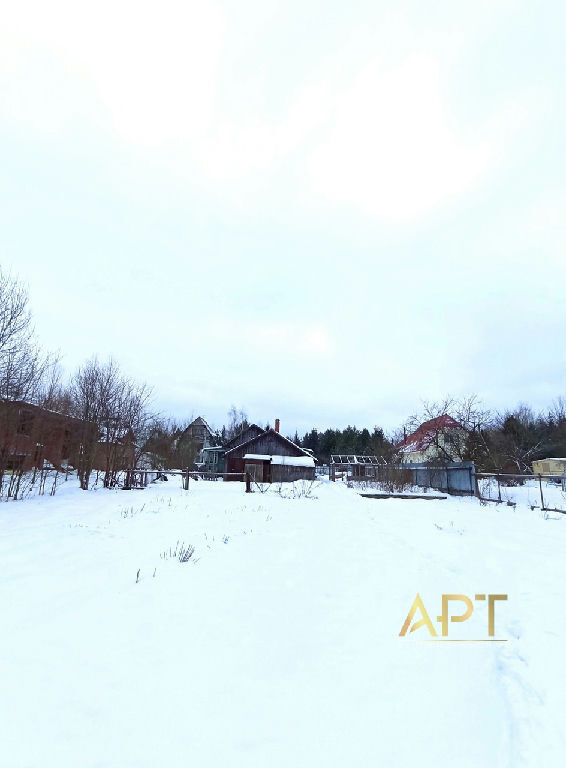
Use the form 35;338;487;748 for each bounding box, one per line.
403;462;476;495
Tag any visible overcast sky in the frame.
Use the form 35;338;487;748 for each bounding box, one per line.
1;0;565;435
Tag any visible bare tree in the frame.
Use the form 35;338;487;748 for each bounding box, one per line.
0;269;56;404
489;405;547;473
69;358;153;489
405;394;494;467
142;417;176;469
224;405;249;442
0;269;59;497
141;416;205;470
549;397;566;427
172;427;200;470
0;269;32;355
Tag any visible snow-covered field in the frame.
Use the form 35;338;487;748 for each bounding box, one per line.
1;477;565;767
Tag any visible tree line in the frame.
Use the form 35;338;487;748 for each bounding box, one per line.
0;270;258;493
0;269;154;493
298;426;390;464
296;395;566;473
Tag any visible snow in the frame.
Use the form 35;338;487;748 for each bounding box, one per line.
99;426;132;442
1;476;566;767
477;477;566;508
244;453;316;467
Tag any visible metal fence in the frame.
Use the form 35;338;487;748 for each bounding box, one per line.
397;462;476;495
331;460;476;495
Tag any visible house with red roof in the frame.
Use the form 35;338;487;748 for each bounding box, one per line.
399;414;467;464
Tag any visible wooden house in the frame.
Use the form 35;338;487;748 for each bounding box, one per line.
225;424;315;482
200;425;265;474
177;416;217;468
179;417;216;451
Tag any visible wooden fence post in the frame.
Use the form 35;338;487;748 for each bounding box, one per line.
471;466;479;498
245;472;251;493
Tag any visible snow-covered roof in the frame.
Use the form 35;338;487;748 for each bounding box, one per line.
244;454;315;467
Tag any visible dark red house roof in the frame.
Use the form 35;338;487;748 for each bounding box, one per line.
400;414;464;453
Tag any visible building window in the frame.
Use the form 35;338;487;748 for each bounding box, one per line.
17;410;34;436
62;429;71;458
6;455;25;471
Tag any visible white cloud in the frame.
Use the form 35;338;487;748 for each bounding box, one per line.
1;0;225;145
255;323;334;361
525;193;566;252
86;1;225;146
306;53;494;222
193;77;332;186
1;1;529;224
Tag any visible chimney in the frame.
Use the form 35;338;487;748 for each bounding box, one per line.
275;418;280;433
403;427;407;442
